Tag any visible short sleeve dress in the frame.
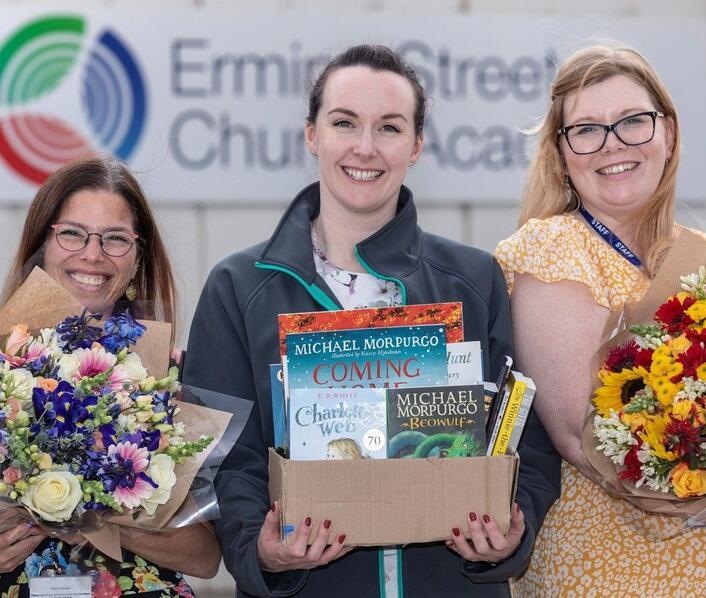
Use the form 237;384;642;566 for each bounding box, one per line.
494;214;706;597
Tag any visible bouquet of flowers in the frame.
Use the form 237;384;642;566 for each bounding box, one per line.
0;308;213;528
580;230;706;528
593;265;706;499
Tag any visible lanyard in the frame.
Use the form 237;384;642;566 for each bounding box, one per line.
578;206;642;267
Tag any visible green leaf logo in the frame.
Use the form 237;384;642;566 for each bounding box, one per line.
0;15;85;105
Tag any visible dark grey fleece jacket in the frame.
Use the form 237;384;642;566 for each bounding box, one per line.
182;182;561;598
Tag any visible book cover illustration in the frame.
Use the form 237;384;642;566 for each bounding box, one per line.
387;384;486;458
288;388;387;460
285;324;448;393
278;302;463;356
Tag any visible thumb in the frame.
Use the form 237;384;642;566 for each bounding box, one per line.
507;503;525;542
260;502;281;542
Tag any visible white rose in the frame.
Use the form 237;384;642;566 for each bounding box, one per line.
141;454;176;516
3;368;34;407
121;353;147;384
21;471;82;522
57;353;80;381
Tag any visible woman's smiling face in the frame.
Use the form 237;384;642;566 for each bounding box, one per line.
42;189;138;315
560;74;674;224
305;65;423;216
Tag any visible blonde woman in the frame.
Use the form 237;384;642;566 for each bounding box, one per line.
495;45;706;595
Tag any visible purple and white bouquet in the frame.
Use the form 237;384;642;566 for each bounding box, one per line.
0;310;212;528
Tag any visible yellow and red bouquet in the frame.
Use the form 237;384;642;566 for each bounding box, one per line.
593;264;706;499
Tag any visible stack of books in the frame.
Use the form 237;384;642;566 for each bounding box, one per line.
270;302;534;461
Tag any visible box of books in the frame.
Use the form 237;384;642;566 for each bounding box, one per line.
268;303;528;547
268;448;518;547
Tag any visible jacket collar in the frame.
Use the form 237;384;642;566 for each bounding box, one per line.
258;182;421;284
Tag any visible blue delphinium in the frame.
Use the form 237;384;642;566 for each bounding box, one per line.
153;391;176;425
100;310;146;352
55;311;102;351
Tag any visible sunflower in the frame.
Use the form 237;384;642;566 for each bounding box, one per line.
593;366;648;417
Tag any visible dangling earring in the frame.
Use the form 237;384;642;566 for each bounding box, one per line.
125;281;137;301
563;173;579;209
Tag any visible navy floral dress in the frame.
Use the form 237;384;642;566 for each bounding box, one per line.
0;537;195;597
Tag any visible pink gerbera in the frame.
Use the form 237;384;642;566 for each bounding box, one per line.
62;346;128;391
105;441;156;509
75;346;117;377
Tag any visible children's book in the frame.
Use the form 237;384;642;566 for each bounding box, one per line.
278;303;463;356
486;371;536;456
285;324;449;394
288;388;387;460
386;384;486;458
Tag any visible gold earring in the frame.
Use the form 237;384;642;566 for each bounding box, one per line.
125;282;137;301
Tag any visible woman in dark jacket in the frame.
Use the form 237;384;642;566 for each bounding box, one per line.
183;45;561;598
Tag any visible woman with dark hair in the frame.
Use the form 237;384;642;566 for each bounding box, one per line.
183;45;560;597
0;156;221;596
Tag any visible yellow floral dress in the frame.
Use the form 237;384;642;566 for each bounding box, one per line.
495;214;706;598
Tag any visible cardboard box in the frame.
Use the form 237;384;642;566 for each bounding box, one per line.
268;449;519;546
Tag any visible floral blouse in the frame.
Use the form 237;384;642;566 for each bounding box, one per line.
0;538;195;598
311;225;402;309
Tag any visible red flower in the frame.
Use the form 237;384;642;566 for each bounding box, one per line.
655;296;696;335
664;418;702;459
94;571;122;598
605;340;653;373
618;446;643;483
675;328;706;382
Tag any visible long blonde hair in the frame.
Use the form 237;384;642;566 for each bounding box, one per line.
520;45;680;278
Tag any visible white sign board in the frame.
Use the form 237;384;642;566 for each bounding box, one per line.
0;9;703;202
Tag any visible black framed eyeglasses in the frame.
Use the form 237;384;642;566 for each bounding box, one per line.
557;111;665;155
51;223;139;257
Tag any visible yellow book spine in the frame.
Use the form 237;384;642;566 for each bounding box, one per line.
491;379;526;456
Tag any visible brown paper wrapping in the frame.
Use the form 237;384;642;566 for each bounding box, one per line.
0;267;233;559
84;402;232;560
581;229;706;520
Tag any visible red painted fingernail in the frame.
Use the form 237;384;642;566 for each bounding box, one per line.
305;517;312;527
338;534;346;544
324;519;331;529
452;527;460;537
483;514;491;523
469;512;477;522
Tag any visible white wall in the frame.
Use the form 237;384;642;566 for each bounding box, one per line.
0;1;704;595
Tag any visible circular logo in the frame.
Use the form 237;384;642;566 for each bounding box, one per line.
0;15;147;185
363;428;385;453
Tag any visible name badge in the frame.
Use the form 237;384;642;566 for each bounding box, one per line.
29;575;92;598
